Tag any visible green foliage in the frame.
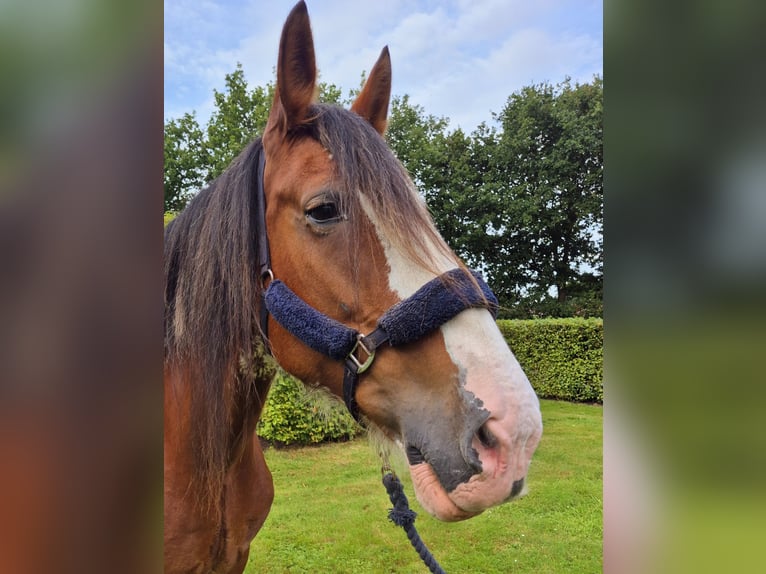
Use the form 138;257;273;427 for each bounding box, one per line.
497;272;603;319
163;64;346;212
486;78;603;317
498;318;603;402
257;372;361;445
164;112;208;212
385;94;449;190
204;64;273;180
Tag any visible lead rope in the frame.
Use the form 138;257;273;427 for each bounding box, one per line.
382;468;447;574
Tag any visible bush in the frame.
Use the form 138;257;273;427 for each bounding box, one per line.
257;372;361;445
498;318;603;403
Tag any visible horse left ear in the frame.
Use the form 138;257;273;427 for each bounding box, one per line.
266;1;317;137
351;46;391;135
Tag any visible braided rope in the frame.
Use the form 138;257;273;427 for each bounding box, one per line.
383;472;447;574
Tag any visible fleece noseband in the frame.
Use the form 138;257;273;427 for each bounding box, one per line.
264;269;498;421
253;147;498;422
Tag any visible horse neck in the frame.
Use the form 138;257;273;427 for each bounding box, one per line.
164;341;276;479
229;344;278;457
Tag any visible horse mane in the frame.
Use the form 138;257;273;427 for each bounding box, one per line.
164;138;270;513
163;103;460;515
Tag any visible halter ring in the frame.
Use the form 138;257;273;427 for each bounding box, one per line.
260;268;274;288
347;334;376;374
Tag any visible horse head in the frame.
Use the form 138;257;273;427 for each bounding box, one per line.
260;1;542;522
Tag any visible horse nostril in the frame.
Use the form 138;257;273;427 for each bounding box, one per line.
406;444;426;465
476;422;497;449
510;477;525;498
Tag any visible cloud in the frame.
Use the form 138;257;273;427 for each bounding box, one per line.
436;27;601;130
360;0;602;130
164;0;602;131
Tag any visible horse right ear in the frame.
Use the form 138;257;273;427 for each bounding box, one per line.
266;1;317;137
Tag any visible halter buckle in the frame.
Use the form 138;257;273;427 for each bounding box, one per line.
348;333;376;374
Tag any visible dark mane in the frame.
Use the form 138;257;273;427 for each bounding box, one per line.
164;139;270;511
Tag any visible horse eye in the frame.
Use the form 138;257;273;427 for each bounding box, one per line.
306;202;343;225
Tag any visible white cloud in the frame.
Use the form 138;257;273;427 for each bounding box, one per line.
164;0;602;131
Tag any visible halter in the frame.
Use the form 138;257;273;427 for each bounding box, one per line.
253;146;499;422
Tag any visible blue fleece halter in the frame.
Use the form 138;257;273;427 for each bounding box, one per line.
263;268;498;422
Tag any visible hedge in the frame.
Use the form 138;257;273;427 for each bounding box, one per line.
256;372;360;445
498;318;603;403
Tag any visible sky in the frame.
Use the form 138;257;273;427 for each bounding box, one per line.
164;0;602;133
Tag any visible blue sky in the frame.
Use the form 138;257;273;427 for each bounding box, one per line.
165;0;602;132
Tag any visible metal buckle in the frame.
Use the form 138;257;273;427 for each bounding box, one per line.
260;268;274;288
348;333;376;374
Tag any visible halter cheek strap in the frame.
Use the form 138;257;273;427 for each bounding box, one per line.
264;268;498;422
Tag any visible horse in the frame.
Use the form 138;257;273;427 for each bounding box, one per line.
163;2;543;572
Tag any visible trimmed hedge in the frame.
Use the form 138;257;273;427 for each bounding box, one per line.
256;372;360;445
498;318;603;403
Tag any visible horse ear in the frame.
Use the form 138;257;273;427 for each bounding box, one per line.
267;1;317;135
351;46;392;135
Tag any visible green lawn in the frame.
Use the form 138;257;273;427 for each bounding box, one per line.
246;400;602;573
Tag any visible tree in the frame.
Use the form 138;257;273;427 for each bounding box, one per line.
163;64;346;212
488;77;603;317
385;94;449;192
204;64;273;180
164;112;207;212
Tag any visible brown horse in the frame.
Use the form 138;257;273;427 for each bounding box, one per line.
164;2;542;572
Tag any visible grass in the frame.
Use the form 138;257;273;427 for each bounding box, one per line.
245;400;602;573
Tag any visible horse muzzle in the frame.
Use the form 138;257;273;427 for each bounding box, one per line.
405;408;542;521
